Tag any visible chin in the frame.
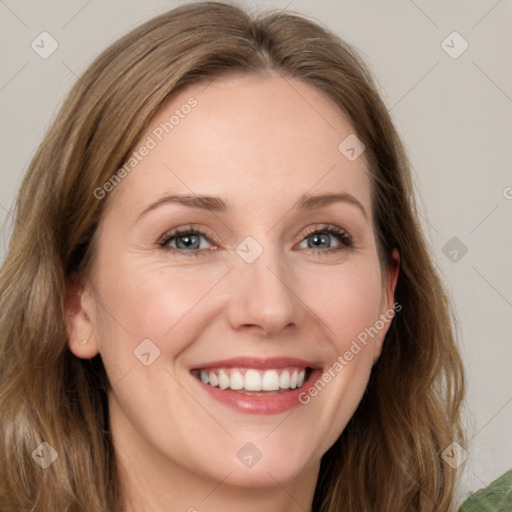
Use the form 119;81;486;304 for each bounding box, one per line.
193;434;321;488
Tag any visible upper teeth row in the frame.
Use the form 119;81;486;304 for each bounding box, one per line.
199;368;306;391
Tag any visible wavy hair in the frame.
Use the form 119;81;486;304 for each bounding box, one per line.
0;2;465;510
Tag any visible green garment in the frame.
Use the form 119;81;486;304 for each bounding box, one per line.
459;469;512;511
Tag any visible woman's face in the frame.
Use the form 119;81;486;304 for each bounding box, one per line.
68;73;398;494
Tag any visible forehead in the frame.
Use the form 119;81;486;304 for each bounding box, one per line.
106;73;372;221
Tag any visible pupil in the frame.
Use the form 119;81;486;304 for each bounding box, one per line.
310;233;329;249
177;235;199;249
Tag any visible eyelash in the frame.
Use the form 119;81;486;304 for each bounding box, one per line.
157;224;353;257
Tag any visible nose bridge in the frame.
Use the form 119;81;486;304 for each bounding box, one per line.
226;234;300;335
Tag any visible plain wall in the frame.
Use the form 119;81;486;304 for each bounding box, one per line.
1;0;511;506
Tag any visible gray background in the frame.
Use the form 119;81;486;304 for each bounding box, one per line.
1;0;511;505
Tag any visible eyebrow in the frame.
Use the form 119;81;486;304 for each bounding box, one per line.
137;191;367;221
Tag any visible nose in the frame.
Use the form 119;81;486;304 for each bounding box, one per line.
225;240;303;338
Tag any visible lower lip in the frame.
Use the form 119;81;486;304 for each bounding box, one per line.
192;369;322;415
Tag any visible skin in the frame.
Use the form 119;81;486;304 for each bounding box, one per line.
66;72;399;512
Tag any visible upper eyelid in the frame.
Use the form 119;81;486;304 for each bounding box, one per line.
158;225;217;247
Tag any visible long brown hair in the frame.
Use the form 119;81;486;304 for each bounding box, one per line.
0;2;465;510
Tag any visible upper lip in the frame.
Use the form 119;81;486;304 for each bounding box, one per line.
190;356;323;371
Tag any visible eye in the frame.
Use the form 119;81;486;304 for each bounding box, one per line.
157;226;215;256
157;223;353;257
297;224;353;254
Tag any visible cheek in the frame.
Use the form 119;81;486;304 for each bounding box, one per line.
319;260;383;383
295;258;383;445
90;252;228;375
298;257;384;348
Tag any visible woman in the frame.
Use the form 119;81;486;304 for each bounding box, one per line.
0;2;466;511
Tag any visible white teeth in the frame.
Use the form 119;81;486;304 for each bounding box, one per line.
218;369;230;390
244;369;262;391
290;369;298;389
262;369;280;391
197;367;310;392
297;369;305;387
279;370;290;389
230;370;244;390
209;371;219;387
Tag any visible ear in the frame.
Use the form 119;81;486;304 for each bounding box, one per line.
65;272;100;359
373;247;400;362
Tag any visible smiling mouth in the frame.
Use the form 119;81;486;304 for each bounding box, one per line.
191;367;313;395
